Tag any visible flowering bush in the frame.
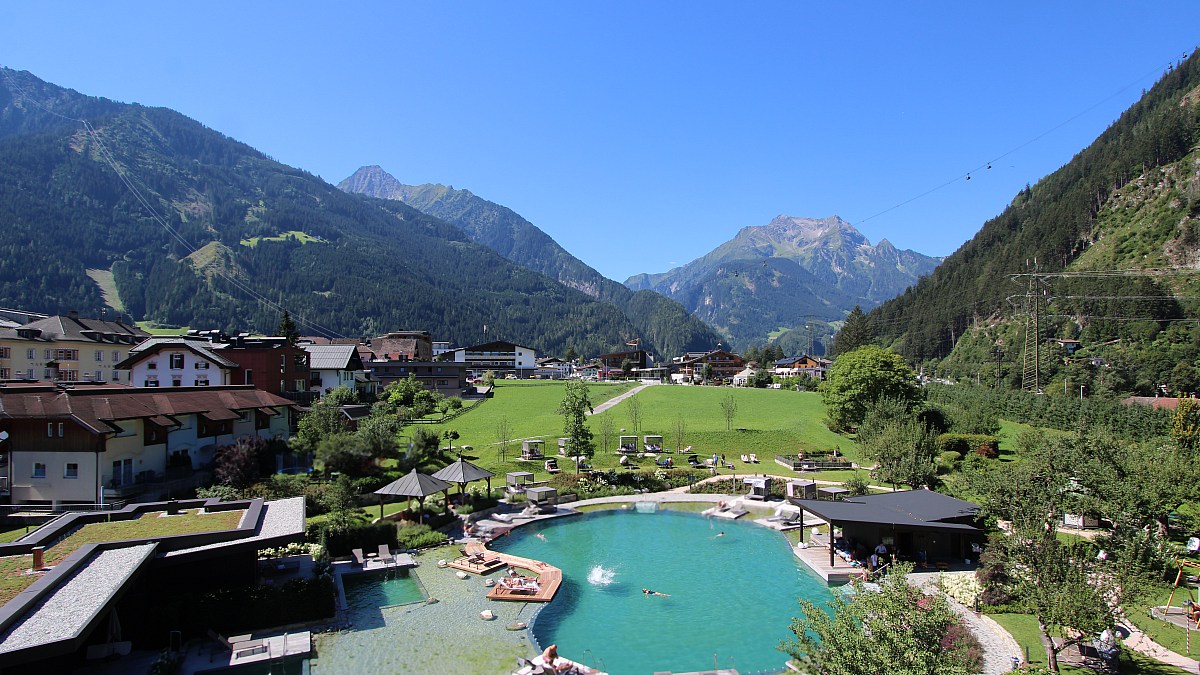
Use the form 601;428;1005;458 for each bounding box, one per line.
938;571;982;606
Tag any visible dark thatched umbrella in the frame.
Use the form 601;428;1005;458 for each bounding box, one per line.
374;469;453;522
432;458;496;501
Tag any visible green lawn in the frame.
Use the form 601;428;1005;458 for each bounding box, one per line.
0;527;31;544
988;612;1048;667
421;382;858;484
239;230;324;247
135;321;190;336
1126;584;1200;660
0;508;245;606
996;419;1070;462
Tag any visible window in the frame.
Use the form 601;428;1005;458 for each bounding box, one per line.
293;379;305;392
144;380;159;387
52;349;79;361
64;463;79;479
43;349;51;360
27;348;35;360
0;347;8;358
47;423;54;437
169;353;184;369
196;361;209;369
111;350;119;363
172;378;182;387
0;368;8;379
43;369;52;379
94;370;102;381
111;371;120;382
32;463;46;479
147;361;157;370
194;378;209;386
57;422;64;437
26;368;34;379
245;369;253;384
61;370;78;381
95;351;104;362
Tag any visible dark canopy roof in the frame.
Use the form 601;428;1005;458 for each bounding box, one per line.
791;490;981;532
432;458;495;484
374;470;452;498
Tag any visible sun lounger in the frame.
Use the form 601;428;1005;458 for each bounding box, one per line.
352;548;367;566
749;453;759;462
377;544;395;566
740;454;750;462
499;577;540;593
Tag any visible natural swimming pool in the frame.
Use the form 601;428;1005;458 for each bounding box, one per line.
489;506;833;674
342;568;425;610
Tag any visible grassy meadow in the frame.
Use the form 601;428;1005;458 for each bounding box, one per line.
422;381;858;482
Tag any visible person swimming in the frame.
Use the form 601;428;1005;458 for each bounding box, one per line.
535;533;547;541
712;531;725;539
642;588;670;597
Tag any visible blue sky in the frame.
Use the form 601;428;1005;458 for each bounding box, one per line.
2;2;1199;282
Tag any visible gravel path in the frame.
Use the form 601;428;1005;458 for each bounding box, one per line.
909;573;1023;674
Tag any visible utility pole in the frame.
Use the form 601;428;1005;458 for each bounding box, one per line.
992;346;1004;389
1020;262;1045;394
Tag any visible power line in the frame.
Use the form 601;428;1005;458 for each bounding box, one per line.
854;55;1190;229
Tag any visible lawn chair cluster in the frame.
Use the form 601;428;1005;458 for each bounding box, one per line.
739;453;760;463
351;545;400;569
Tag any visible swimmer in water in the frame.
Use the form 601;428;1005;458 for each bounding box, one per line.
712;531;725;539
535;533;547;541
642;588;670;597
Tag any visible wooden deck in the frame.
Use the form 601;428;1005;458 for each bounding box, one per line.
445;553;507;575
462;542;563;603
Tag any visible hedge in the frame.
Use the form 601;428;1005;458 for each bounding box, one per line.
308;521;398;557
936;433;999;458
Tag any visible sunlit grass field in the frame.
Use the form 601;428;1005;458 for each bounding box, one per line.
421;381;858;481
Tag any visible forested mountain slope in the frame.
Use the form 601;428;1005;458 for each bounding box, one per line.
869;51;1200;373
0;68;645;356
339;166;722;358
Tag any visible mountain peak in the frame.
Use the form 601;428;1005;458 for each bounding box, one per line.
761;214;867;246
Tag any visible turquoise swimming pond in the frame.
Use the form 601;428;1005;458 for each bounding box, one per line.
342;568;424;610
490;507;833;674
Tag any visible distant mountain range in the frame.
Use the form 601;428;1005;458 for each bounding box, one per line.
0;68;681;358
338;166;723;358
624;215;941;349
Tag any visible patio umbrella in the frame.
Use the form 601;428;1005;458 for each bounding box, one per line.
432;458;496;501
374;469;453;522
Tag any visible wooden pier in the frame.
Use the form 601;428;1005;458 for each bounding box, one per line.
461;542;562;603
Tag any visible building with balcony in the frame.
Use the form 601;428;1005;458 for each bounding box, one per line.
0;383;294;506
0;312;148;385
671;349;746;383
448;340;537;378
303;344;374;397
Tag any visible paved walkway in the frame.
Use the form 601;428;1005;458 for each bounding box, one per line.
909;574;1023;674
588;382;656;415
1119;613;1199;672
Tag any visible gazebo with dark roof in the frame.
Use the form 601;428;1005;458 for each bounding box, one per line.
374;470;453;521
790;490;984;570
432;458;496;500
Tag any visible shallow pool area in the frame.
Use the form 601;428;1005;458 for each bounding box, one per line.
342;568;425;610
491;508;833;674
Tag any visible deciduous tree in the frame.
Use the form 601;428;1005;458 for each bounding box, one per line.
820;346;920;430
720;393;737;431
557;381;595;473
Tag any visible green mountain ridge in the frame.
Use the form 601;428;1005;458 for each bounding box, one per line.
0;67;652;357
624;215;941;350
338;165;723;358
870;51;1200;396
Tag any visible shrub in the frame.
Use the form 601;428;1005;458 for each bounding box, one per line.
395;523;448;549
308;520;397;557
938;450;964;466
148;649;182;675
936;433;998;458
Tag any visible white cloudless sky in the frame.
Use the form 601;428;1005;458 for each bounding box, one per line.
2;2;1198;281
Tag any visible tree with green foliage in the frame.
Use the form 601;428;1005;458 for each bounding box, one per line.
598;414;615;457
966;432;1121;673
781;563;981;675
214;437;264;490
315;432;373;477
557;381;595;473
857;404;938;489
294;399;346;452
276;310;300;345
442;429;460;452
323;385;358;406
400;427;443;473
626;395;643;436
495;416;512;462
620;358;635;377
820;346;920;430
749;369;774;388
720;393;738;431
831;305;872;356
1171;397;1200;450
356;412;401;462
563;346;579;363
701;363;714;383
383;374;441;418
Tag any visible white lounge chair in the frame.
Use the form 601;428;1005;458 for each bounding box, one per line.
377;544;395;566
